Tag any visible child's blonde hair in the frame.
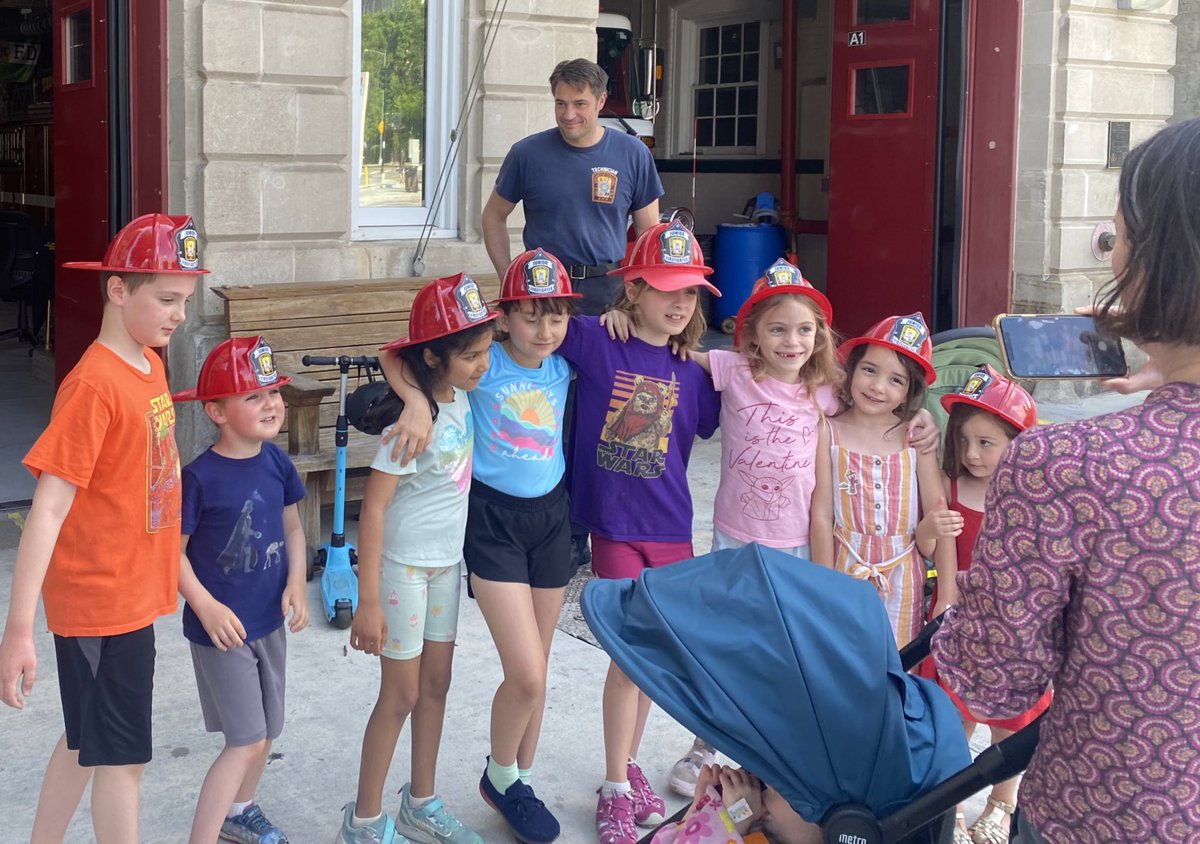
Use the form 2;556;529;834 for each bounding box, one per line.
611;278;708;354
735;294;841;392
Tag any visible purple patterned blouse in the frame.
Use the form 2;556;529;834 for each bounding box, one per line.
932;383;1200;844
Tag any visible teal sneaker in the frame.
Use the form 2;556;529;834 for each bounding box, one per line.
335;801;407;844
394;784;483;844
220;803;287;843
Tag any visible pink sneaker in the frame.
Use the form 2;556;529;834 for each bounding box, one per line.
595;788;638;844
626;761;666;827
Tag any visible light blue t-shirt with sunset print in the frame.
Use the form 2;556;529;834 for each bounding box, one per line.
469;342;570;498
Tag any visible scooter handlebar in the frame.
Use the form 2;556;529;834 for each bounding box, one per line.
301;355;381;369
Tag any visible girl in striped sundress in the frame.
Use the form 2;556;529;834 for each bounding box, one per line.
809;313;957;647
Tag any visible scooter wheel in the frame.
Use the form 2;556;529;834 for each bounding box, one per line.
721;316;737;335
333;604;354;630
312;547;327;577
350;548;359;570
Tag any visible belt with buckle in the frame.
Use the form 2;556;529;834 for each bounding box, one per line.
567;261;620;280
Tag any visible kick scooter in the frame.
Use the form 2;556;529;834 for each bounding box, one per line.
300;353;379;628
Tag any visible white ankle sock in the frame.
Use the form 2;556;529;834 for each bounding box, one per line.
227;800;252;818
602;780;632;797
407;791;434;809
351;811;384;829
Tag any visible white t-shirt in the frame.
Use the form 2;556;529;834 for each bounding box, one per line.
709;350;837;548
372;388;473;567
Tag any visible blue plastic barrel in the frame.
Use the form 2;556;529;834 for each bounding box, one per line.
712;223;788;332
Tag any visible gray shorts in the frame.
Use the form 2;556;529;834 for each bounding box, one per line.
190;625;287;746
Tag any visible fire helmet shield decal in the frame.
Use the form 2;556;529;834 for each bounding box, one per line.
888;314;927;354
454;275;490;323
659;222;693;265
249;339;281;386
175;222;200;271
523;250;557;295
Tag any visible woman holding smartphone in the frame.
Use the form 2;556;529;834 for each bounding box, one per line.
931;117;1200;844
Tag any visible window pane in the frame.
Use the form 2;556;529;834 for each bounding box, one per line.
65;10;91;84
715;117;736;147
742;53;759;82
853;64;910;114
715;87;737;116
360;0;427;208
697;119;714;147
700;57;719;85
695;88;714;118
856;0;911;25
738;86;758;116
744;21;760;47
700;27;720;57
721;24;741;53
738;117;757;146
720;55;740;84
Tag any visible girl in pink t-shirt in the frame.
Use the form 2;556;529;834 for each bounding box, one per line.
691;259;840;559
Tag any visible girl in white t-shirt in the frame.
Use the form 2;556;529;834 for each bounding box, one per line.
335;273;495;844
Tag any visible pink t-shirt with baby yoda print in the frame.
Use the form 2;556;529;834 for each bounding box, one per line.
709;350;837;549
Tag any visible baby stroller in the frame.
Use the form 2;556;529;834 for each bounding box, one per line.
581;544;1042;844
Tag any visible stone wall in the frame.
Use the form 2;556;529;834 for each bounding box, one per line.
168;0;600;458
1013;0;1176;399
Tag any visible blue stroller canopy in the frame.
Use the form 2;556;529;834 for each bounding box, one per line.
580;544;970;823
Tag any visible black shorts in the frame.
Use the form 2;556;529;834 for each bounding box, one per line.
464;479;573;589
54;624;155;767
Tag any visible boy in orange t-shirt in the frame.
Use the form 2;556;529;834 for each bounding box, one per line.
0;213;208;842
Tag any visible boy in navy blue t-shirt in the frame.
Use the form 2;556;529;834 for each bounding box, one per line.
174;336;308;844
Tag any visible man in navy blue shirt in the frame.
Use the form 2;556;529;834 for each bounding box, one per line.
482;58;663;317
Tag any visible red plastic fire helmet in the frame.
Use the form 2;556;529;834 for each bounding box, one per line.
380;273;499;351
733;258;833;347
839;312;936;385
608;220;720;297
497;248;581;303
941;364;1037;431
63;213;210;276
172;336;290;402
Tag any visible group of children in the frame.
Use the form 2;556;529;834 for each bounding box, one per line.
0;212;1043;844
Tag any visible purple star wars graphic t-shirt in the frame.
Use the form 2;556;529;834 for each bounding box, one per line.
557;317;719;542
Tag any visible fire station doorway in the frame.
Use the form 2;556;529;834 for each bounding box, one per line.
52;0;166;383
825;0;1019;336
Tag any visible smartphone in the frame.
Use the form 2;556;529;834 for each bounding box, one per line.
992;314;1128;380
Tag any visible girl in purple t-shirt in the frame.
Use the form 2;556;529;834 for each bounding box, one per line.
555;221;720;844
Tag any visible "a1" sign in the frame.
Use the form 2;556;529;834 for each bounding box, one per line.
848;31;865;47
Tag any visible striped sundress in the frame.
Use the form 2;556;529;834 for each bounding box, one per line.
827;419;924;647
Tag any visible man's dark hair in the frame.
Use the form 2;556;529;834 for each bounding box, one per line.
549;59;608;99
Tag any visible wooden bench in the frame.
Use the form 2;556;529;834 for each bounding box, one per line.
212;275;500;557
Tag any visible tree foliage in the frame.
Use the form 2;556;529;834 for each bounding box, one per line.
362;0;426;163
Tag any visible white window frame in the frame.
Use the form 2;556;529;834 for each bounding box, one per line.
350;1;461;241
672;5;772;158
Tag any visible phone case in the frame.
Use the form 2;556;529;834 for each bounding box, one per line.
991;313;1129;381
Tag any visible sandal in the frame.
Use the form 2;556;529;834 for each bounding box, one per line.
952;811;972;844
969;796;1015;844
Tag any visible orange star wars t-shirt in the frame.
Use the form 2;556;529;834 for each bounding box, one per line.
24;343;182;637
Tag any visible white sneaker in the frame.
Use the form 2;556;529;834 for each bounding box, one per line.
666;737;718;798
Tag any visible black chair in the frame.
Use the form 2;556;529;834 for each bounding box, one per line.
0;210;41;345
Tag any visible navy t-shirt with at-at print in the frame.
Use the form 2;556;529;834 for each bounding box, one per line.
181;442;306;646
494;127;664;266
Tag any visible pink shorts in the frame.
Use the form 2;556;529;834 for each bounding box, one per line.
590;534;694;580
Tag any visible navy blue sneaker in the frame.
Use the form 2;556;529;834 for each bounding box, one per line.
479;764;560;844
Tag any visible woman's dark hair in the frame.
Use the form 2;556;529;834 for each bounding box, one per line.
941;404;1021;480
391;321;494;422
1096;117;1200;344
840;344;929;428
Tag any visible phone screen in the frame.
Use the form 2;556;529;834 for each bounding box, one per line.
994;315;1128;379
